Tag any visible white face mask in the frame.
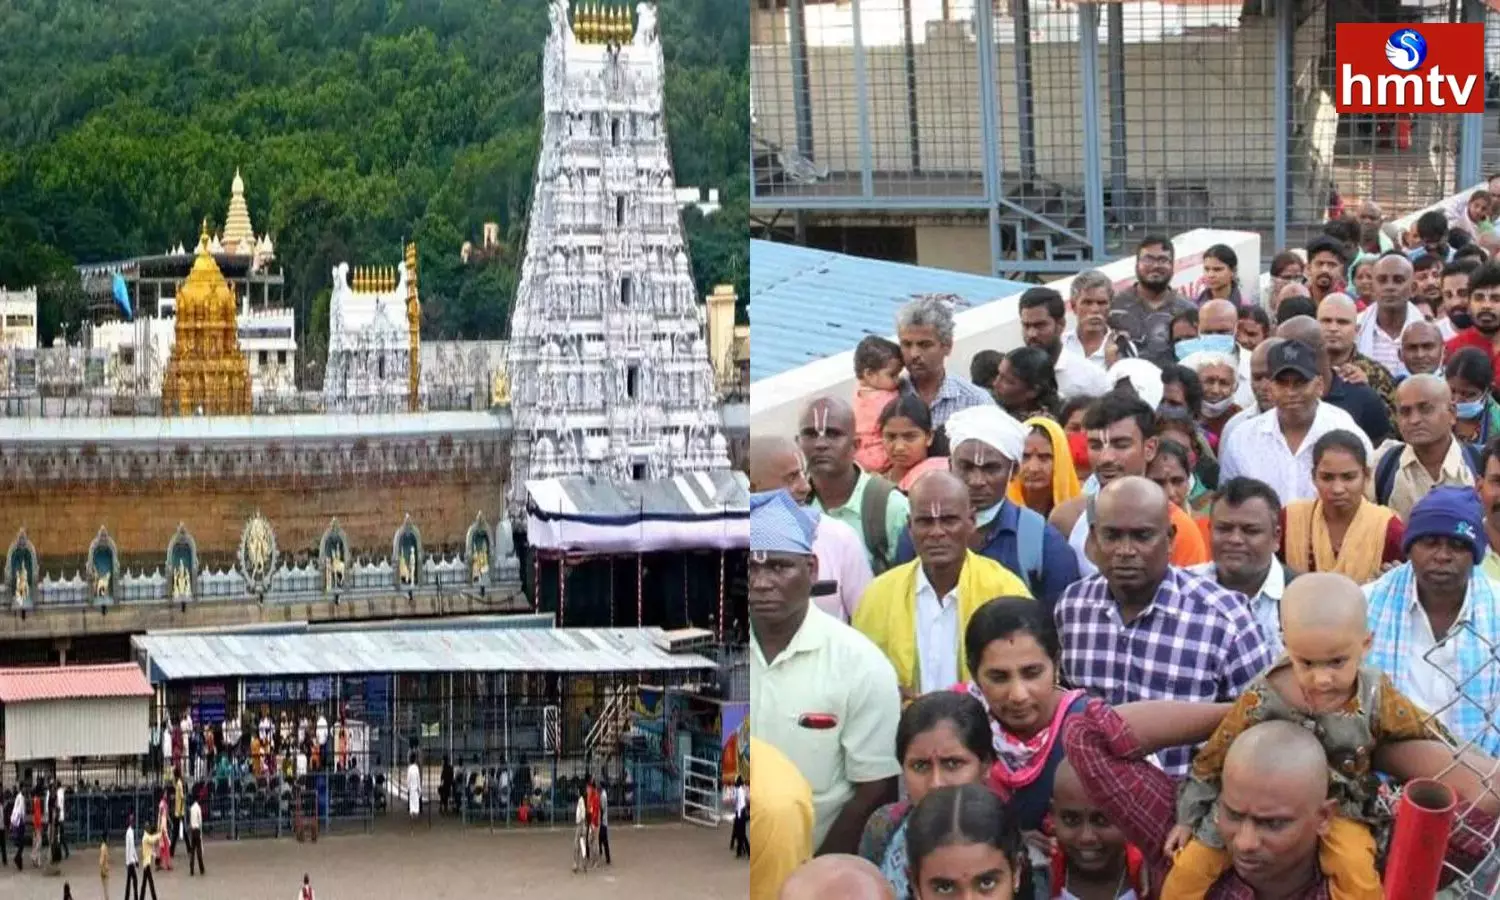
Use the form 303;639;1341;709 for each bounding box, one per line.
975;500;1005;527
1201;395;1237;418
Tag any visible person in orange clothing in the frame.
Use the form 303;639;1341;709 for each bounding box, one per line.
1049;391;1209;577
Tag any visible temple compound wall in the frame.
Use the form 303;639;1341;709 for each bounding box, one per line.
0;413;509;570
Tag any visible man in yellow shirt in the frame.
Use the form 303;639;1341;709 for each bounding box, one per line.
748;738;813;900
853;472;1032;697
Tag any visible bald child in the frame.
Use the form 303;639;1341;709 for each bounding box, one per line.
1161;572;1447;899
779;854;895;900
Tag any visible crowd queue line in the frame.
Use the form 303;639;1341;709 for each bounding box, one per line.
748;194;1500;900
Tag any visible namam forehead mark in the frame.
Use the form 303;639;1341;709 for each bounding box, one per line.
1087;419;1140;445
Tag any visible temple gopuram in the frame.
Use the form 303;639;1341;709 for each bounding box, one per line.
160;224;253;415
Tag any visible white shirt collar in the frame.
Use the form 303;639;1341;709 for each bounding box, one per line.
1402;572;1475;626
915;564;959;607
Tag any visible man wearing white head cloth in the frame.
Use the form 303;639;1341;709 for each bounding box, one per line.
748;490;902;857
888;406;1080;609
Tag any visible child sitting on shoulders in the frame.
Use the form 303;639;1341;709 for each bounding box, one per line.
1162;572;1449;899
852;336;903;474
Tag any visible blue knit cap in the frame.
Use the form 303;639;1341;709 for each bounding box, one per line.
1403;485;1489;564
750;490;816;554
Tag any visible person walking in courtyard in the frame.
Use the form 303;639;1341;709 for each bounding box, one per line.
572;786;589;874
99;837;109;900
299;873;316;900
598;781;612;866
11;785;25;871
731;775;749;858
137;819;161;900
406;751;422;833
187;791;205;876
152;789;170;872
122;815;138;900
585;775;601;865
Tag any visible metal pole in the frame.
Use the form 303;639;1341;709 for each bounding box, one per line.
557;554;565;627
900;0;921;174
716;550;726;642
1458;0;1486;188
974;0;1005;275
636;553;644;626
852;0;875;197
788;0;815;159
1012;0;1036;182
1106;2;1127;213
1078;2;1106;257
1273;0;1291;251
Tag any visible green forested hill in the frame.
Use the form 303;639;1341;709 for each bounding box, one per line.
0;0;747;361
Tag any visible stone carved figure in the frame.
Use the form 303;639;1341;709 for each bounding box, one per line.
94;572;110;598
13;565;27;607
239;513;278;592
173;563;192;600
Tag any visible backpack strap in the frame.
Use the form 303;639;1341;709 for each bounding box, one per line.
1373;443;1403;507
861;475;895;575
1461;440;1485;480
1014;506;1045;595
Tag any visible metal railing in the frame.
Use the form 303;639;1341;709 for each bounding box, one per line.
751;0;1488;273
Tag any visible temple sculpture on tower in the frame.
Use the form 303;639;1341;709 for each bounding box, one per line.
161;223;252;415
323;244;421;413
507;0;729;515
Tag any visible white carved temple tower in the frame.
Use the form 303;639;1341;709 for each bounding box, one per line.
507;0;729;515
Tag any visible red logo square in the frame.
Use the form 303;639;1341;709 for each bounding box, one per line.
1334;23;1485;114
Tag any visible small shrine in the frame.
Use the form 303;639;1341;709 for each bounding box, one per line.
161;223;252;416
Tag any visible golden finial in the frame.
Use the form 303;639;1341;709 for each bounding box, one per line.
356;267;365;292
609;5;621;42
621;4;632;40
583;3;595;42
589;3;601;42
577;3;589;41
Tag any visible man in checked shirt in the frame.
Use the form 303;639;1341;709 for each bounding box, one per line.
1054;476;1273;777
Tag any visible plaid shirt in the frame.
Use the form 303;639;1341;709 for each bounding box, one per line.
900;373;992;430
1054;567;1273;776
1064;699;1497;899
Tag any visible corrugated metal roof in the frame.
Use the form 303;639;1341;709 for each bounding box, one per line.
0;663;153;704
0;411;501;444
749;240;1031;382
132;627;716;681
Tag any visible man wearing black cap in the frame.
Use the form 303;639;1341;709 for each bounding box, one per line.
1219;338;1373;504
1277;314;1393;444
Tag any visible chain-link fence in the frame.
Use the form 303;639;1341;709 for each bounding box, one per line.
751;0;1489;276
1420;625;1500;898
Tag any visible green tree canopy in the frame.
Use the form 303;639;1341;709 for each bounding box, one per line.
0;0;748;348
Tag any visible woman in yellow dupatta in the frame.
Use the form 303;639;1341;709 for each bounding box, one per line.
1007;416;1081;518
1283;430;1405;584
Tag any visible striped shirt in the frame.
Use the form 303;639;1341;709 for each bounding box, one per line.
1054;567;1274;776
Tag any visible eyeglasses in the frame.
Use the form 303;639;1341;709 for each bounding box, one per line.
1139;254;1173;266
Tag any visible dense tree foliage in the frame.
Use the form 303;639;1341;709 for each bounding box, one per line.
0;0;748;363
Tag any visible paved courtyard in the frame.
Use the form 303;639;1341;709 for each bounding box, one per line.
2;821;743;900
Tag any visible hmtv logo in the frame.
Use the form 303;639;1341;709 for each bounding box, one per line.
1335;23;1485;114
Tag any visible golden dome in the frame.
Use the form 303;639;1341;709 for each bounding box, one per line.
162;220;251;415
